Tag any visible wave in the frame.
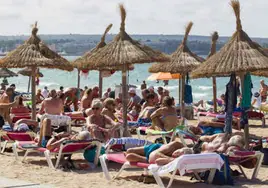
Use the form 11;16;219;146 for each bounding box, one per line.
198;86;212;90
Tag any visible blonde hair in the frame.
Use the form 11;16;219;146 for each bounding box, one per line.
84;88;92;97
91;99;103;109
103;98;115;108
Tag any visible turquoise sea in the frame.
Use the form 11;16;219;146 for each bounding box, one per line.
5;56;266;103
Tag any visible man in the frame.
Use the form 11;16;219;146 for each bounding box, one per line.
259;80;268;102
157;87;164;103
127;88;141;111
39;89;63;115
141;80;147;90
103;88;111;99
92;86;99;99
58;86;64;95
140;89;150;106
0;87;13;104
63;88;80;112
148;86;159;104
10;84;19;102
42;86;49;98
80;88;93;114
1;83;6;91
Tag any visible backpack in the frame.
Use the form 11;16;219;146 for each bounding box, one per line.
194;154;234;185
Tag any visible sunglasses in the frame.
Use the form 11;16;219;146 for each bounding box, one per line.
92;107;100;110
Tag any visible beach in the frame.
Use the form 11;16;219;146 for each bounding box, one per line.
0;119;267;188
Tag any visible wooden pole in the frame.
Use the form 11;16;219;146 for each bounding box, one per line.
180;74;185;117
178;79;181;104
240;73;249;149
99;71;103;98
77;69;80;89
122;63;128;128
27;76;31;93
31;66;37;120
212;77;217;113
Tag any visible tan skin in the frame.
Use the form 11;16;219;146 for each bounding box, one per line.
87;106;121;142
36;90;44;104
80;90;93;111
260;80;268;102
39;90;63;115
63;88;79;111
0;96;20;125
150;105;178;131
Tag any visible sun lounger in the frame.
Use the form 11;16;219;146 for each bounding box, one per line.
148;153;224;188
10;107;31;123
64;112;86;126
13;139;102;169
228;150;264;179
0;131;34;153
38;114;72;133
197;111;265;127
99;137;152;180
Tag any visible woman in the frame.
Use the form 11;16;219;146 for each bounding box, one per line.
87;99;122;142
101;98;118;121
141;93;156;110
150;96;178;131
36;89;45;104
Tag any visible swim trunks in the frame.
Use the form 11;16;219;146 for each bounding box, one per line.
144;143;162;162
41;136;51;148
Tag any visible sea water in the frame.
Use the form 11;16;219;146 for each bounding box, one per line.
5;56;266;103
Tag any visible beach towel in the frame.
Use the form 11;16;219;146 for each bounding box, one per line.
40;114;71;127
240;73;252;128
224;73;237;133
184;73;193;104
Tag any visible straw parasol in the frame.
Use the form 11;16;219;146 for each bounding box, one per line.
18;67;43;92
0;68;18;86
149;22;204;117
0;68;18;78
82;4;170;127
251;48;268;77
73;23;134;96
0;22;73;120
191;1;268;78
191;0;268;148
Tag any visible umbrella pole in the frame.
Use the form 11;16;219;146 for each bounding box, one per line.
122;63;128;128
178;79;181;104
99;71;103;98
77;69;80;89
28;76;31;92
31;66;37;120
180;74;185;117
212;77;217;113
240;73;249;149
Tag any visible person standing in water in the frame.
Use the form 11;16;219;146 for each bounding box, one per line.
141;81;147;90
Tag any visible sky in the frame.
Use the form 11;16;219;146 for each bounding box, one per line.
0;0;267;37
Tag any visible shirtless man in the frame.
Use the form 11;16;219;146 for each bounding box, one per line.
80;88;93;113
0;87;13;104
63;88;80;111
260;80;268;102
39;89;63;115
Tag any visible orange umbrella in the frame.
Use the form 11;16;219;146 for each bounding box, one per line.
147;72;181;81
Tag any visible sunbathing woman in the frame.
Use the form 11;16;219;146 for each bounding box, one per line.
36;89;45;104
0;96;20;125
87;99;122;142
80;88;93;114
150;96;178;131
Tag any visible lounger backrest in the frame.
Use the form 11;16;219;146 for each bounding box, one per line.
51;140;99;153
6;132;33;141
11;107;30;114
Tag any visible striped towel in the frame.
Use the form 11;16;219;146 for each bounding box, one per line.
105;137;152;148
41;114;71;126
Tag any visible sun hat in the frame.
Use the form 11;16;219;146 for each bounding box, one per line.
128;88;136;94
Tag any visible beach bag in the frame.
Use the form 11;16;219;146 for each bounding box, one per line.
83;146;105;165
196;154;233;185
184;74;193;104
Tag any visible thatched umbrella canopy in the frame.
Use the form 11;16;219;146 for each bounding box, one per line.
18;67;43;77
0;68;18;78
73;23;134;95
18;67;43;92
149;22;204;117
191;0;268;148
251;48;268;77
82;4;170;127
0;22;73;120
191;1;268;78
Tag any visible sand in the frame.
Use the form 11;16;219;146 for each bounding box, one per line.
0;119;268;188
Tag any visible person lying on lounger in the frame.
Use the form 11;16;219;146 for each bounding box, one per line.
37;116;91;150
126;132;245;166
